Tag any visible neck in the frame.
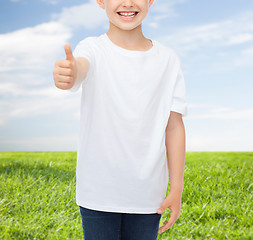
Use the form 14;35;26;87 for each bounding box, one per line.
106;23;146;48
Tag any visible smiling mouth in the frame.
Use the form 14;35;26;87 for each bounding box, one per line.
117;11;139;17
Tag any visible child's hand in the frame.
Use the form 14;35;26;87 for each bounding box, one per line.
53;43;77;90
156;190;182;234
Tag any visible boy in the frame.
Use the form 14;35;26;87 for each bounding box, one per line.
53;0;187;239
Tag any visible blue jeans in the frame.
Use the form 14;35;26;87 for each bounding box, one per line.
79;205;161;240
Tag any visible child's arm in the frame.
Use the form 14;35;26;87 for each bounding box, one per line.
165;111;186;194
53;43;90;90
157;111;186;234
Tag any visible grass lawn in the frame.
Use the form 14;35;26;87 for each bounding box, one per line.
0;152;252;239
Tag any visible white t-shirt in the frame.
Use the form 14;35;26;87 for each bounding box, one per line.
69;33;188;214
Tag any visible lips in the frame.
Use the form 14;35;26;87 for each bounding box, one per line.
117;11;139;16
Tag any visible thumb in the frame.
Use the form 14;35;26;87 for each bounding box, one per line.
157;200;167;214
64;43;74;61
157;207;165;214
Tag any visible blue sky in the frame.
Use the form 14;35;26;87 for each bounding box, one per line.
0;0;253;151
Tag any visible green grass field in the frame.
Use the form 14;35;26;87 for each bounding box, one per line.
0;152;252;240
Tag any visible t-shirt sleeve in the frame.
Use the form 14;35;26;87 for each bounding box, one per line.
170;57;188;117
67;38;94;93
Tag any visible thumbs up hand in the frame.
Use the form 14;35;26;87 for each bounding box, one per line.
53;43;77;90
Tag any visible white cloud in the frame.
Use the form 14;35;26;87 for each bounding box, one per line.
187;107;253;120
187;103;215;109
226;33;253;45
0;83;81;125
187;133;253;151
0;21;71;72
233;47;253;68
0;135;78;151
154;11;253;75
52;0;107;30
0;82;72;97
185;105;253;151
41;0;60;5
210;107;232;113
10;0;60;3
0;72;50;86
0;119;4;126
147;0;188;28
157;11;253;56
151;0;187;14
148;22;159;28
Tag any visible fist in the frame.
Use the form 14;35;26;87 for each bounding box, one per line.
53;43;77;90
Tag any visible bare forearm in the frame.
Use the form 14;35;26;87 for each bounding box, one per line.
166;120;186;195
75;57;89;85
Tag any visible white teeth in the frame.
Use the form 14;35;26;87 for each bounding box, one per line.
119;12;136;16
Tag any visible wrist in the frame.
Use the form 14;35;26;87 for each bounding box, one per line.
170;187;183;195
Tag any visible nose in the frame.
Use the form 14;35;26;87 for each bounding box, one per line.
122;0;135;7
